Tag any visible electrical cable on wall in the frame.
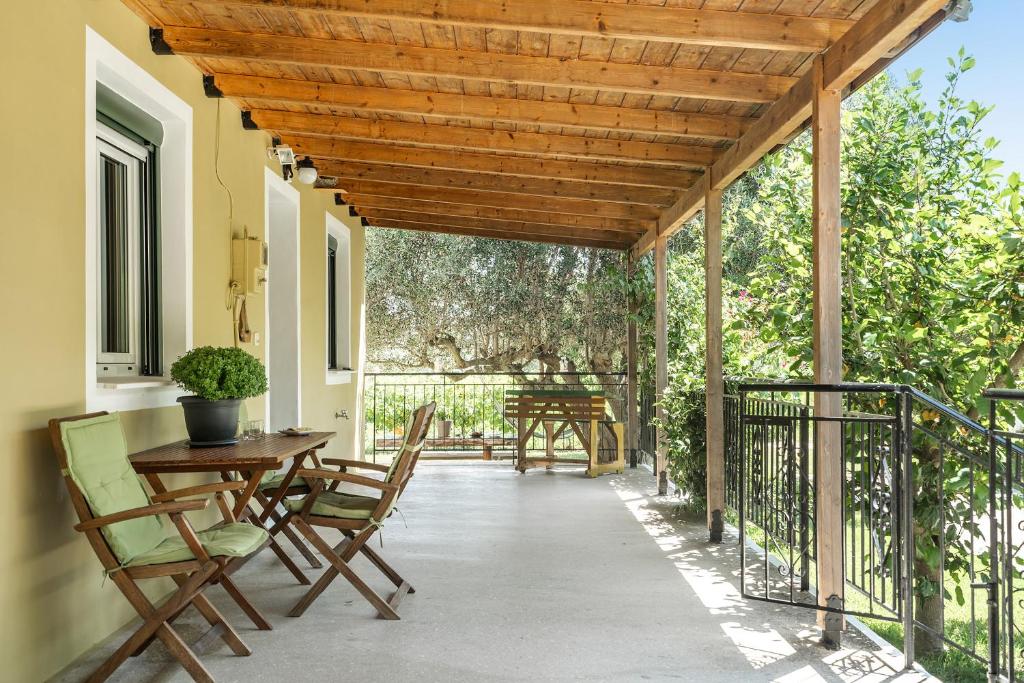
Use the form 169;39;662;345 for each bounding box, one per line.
214;98;245;347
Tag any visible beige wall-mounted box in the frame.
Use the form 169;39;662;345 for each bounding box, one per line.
232;236;268;294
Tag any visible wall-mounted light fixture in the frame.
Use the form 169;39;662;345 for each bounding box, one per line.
296;156;318;185
267;140;296;182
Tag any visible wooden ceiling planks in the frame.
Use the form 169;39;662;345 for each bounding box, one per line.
122;0;939;251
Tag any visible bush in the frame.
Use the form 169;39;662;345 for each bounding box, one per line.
659;386;707;509
170;346;268;401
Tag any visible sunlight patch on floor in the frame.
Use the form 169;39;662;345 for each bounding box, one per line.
609;474;931;682
720;621;798;668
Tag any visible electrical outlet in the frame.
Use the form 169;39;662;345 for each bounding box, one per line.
254;332;261;346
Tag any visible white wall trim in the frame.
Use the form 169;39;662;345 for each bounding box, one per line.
264;167;302;429
325;212;352;385
84;26;193;412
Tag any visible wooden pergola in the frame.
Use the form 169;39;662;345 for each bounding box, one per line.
129;0;953;645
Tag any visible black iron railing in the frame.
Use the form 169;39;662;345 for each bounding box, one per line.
722;381;1024;677
986;388;1024;682
363;371;626;462
734;383;903;622
637;382;657;472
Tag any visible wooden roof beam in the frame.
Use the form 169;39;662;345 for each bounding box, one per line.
171;0;853;52
365;219;630;251
357;209;643;241
155;26;796;103
317;162;686;206
341;194;652;233
337;180;660;221
636;0;950;257
210;74;751;141
282;134;696;188
249;109;720;168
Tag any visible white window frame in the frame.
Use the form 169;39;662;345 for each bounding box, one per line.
85;27;193;411
326;213;352;385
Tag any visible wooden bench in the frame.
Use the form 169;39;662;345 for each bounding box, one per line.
504;389;624;477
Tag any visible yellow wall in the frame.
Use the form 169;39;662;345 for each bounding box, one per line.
0;2;365;680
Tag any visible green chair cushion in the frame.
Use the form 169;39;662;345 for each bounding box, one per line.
258;472;311;491
127;523;269;567
284;491;378;520
61;414;165;565
384;412;418;483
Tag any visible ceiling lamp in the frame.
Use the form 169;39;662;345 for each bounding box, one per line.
296;156;318;185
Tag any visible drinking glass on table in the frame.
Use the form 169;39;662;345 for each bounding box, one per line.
245;419;265;440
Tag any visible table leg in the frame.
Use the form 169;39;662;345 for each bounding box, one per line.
257;450;310;525
232;469;266;519
224;471;311;586
144;473;168;495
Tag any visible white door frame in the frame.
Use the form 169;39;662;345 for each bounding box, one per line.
264;167;302;430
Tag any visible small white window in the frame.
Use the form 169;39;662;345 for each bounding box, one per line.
326;214;351;383
85;27;193;412
95;124;160;377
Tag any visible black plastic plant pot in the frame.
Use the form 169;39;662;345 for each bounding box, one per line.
177;396;242;446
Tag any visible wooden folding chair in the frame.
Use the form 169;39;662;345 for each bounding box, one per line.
49;412;271;683
272;402;435;620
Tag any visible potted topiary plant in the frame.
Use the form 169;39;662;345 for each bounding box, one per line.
170;346;268;446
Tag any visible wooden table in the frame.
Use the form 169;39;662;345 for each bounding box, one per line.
130;432;335;596
504;390;624;477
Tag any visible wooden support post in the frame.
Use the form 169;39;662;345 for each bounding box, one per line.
516;415;527;473
655;233;669;495
811;55;845;646
544;421;556;469
704;181;725;542
626;253;640;468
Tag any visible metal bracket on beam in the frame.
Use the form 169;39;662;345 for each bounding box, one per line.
203;75;224;98
945;0;972;22
348;206;359;217
334;193;345;206
271;136;282;148
149;28;174;55
240;111;258;130
360;217;369;227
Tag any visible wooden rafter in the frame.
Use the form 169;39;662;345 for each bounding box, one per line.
167;0;853;52
343;195;651;232
318;162;686;206
357;210;643;241
338;180;659;221
365;219;630;251
210;74;751;141
130;0;950;251
250;109;720;168
637;0;950;256
282;134;695;188
157;26;797;102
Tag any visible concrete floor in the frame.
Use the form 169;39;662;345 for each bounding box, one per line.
55;462;929;682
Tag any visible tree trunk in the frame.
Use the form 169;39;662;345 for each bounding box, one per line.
913;444;945;657
913;561;945;657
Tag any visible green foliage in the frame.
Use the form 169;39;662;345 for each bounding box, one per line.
170;346;268;401
736;56;1024;612
364;232;627;377
743;55;1024;406
629;53;1023;669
